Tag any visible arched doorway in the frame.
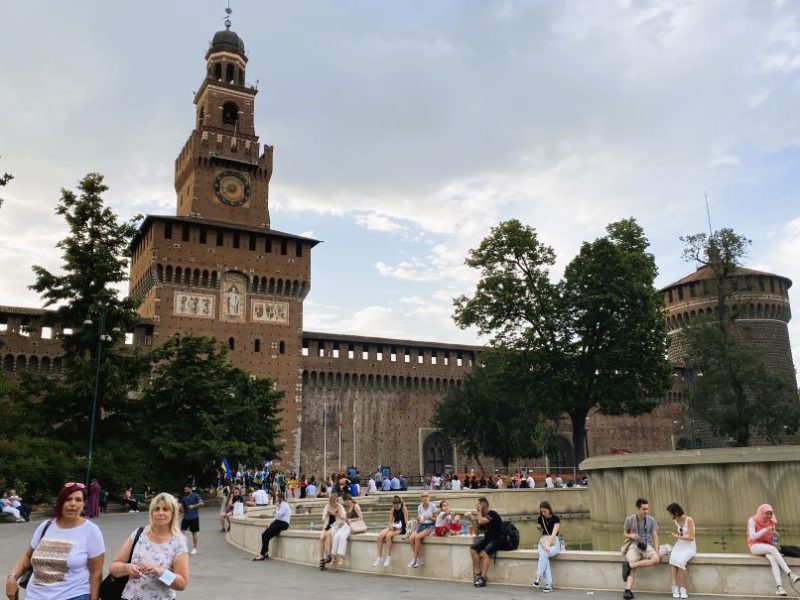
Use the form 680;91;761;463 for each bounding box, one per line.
422;431;453;476
546;435;576;468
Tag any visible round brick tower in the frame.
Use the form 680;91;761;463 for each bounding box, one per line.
661;265;796;383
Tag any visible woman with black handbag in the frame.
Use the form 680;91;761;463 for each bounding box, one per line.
108;493;189;600
5;482;105;600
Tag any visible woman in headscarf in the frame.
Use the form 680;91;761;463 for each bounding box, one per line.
747;503;800;596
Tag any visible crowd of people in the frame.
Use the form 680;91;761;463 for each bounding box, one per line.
5;476;800;598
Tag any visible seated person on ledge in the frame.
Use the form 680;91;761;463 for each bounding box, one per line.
622;497;660;600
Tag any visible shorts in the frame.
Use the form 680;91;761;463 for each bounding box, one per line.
625;543;657;564
471;537;498;556
416;522;435;534
181;517;200;533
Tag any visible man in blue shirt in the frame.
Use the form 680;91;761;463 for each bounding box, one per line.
390;476;401;490
382;477;392;491
179;485;204;555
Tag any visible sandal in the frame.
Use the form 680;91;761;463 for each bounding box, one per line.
319;559;326;570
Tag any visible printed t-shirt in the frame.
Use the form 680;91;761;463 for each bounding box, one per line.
27;519;105;600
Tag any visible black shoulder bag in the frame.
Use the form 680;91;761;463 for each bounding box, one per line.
17;519;53;589
99;526;144;600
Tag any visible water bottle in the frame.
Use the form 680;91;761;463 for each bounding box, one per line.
461;521;468;536
773;529;780;546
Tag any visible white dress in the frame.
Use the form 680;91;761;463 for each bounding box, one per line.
669;518;696;570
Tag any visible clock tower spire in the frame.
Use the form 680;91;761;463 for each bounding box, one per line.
174;17;273;228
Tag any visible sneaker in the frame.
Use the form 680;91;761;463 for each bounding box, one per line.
791;573;800;584
672;586;680;599
190;548;198;555
473;573;480;585
776;585;787;597
324;554;332;564
475;575;487;588
622;562;632;582
623;590;634;600
383;556;391;567
373;557;383;567
414;558;423;568
679;588;688;599
319;559;326;571
408;559;416;568
533;576;541;588
543;584;554;593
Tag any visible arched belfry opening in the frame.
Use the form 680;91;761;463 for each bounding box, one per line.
222;101;239;126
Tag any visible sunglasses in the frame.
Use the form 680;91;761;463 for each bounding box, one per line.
64;482;86;489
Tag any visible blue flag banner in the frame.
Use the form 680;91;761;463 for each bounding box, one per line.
220;457;232;478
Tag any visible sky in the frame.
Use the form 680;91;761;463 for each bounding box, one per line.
1;0;800;365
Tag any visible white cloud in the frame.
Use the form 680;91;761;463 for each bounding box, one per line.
355;213;404;233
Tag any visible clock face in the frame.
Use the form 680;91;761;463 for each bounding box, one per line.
213;171;251;207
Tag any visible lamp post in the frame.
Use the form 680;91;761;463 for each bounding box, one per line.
83;305;117;487
681;367;700;449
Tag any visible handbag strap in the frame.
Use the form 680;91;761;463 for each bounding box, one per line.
36;519;53;546
128;527;144;562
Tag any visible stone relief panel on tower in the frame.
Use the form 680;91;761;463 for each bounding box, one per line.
252;299;289;324
174;291;215;319
221;272;247;322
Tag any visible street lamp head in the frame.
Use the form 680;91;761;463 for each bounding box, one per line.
111;327;122;333
83;318;93;326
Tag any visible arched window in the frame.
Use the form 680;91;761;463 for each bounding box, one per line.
226;64;234;83
198;107;205;128
228;337;235;351
222;102;239;126
254;339;261;353
214;63;222;80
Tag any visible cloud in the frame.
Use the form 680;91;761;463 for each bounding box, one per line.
355;213;404;233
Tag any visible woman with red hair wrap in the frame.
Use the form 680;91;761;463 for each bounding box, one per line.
747;503;800;596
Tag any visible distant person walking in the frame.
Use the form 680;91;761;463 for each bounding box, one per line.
179;485;204;555
747;503;800;596
86;478;101;518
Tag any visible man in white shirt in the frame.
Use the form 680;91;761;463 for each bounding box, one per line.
367;477;378;495
555;475;564;488
253;492;291;560
526;471;536;489
248;488;269;506
451;476;462;491
545;473;555;488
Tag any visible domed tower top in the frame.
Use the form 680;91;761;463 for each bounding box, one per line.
208;28;246;59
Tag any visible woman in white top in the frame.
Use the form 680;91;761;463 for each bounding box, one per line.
319;494;346;570
6;482;105;600
109;492;189;600
666;502;696;600
407;492;438;568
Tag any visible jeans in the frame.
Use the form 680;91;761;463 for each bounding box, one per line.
536;537;562;586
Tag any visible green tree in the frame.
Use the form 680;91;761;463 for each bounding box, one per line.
20;173;145;444
679;229;799;445
140;336;283;481
454;218;671;465
433;348;556;469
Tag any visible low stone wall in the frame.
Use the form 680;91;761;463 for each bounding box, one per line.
228;515;799;597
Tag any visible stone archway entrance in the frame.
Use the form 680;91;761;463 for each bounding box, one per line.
422;431;453;476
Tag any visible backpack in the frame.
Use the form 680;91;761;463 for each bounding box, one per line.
781;544;800;558
498;521;520;551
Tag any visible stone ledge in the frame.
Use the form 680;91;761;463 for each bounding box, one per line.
581;446;800;469
228;516;799;597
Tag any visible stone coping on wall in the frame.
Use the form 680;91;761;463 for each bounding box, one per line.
228;515;799;597
581;446;800;470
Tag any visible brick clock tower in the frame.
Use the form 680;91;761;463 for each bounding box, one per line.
129;23;317;469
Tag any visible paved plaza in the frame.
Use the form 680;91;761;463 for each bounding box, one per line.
0;508;758;600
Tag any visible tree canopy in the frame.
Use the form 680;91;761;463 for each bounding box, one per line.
453;218;671;465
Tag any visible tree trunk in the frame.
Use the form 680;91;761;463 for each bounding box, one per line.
570;410;589;466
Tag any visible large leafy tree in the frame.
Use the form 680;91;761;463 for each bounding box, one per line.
679;229;799;445
433;347;556;469
20;173;144;443
454;218;671;465
140;336;284;481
